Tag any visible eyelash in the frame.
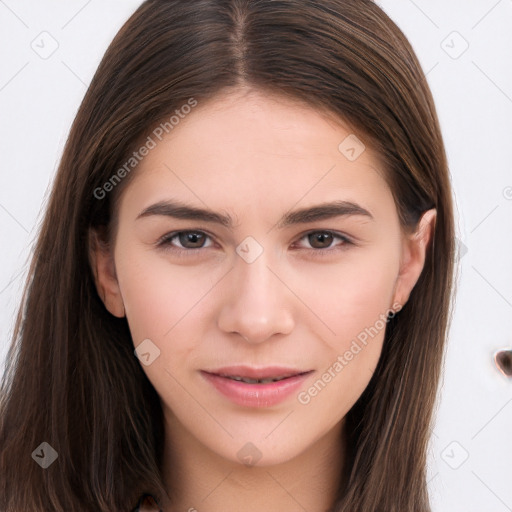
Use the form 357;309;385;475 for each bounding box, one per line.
156;229;354;257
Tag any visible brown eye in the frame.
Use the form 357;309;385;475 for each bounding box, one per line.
294;231;353;255
157;230;213;252
177;231;207;248
307;231;334;249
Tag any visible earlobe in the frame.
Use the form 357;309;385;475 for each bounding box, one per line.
88;228;125;318
392;208;437;308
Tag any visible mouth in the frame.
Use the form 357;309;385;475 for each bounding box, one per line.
200;366;314;407
212;373;309;384
203;365;313;382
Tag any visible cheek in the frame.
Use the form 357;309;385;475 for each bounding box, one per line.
292;259;396;419
288;248;398;345
115;246;221;352
115;252;216;404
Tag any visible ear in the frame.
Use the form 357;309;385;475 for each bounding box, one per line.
392;208;436;308
88;227;125;318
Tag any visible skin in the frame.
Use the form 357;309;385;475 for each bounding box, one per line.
90;87;436;512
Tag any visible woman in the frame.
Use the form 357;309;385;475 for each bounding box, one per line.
0;0;455;511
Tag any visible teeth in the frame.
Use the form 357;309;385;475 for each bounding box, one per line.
223;375;290;384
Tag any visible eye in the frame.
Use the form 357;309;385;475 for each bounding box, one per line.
294;230;352;252
157;230;214;251
156;229;353;256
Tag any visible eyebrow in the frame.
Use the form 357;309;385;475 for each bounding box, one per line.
136;199;374;228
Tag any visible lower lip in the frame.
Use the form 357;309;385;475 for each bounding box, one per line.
201;371;313;408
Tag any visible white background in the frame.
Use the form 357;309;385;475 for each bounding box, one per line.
0;1;511;510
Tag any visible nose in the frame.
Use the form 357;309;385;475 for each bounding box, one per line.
216;249;295;344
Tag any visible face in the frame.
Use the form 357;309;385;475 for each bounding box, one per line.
91;88;434;467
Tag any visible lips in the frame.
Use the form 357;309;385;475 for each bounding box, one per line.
200;365;314;407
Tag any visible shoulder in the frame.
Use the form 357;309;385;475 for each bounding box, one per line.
132;493;163;512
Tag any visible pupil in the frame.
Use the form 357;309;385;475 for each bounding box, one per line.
309;232;332;249
180;232;204;248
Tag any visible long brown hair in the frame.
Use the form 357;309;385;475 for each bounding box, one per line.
0;1;455;510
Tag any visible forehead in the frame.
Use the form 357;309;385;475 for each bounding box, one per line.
119;89;396;226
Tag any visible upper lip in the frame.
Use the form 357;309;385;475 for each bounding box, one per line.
203;365;313;379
